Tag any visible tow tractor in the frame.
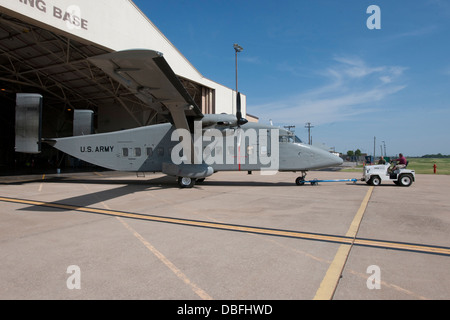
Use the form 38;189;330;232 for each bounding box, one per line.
361;161;415;187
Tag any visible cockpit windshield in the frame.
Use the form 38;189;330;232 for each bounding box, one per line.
279;133;302;144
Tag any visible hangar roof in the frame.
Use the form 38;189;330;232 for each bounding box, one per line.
0;13;202;127
0;14;154;123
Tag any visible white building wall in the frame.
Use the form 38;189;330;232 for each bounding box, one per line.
0;0;244;116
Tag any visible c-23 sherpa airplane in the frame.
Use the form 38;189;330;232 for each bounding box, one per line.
16;50;343;188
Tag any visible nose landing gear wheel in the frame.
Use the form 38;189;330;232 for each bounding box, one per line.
295;171;308;186
295;177;305;186
178;177;196;188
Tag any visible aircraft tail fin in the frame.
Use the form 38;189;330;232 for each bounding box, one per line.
15;94;95;154
15;93;43;154
73;110;94;136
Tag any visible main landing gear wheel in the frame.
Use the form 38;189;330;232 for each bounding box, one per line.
178;177;196;188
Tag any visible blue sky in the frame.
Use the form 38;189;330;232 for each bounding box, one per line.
133;0;450;157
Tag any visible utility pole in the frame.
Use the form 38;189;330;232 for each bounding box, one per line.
284;125;295;133
305;122;314;145
373;136;376;160
233;43;243;93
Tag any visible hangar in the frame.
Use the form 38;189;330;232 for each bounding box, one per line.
0;0;248;171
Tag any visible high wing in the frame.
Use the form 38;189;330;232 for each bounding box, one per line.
88;49;204;164
88;50;203;132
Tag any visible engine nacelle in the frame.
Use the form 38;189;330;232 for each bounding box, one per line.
201;114;238;127
162;162;214;179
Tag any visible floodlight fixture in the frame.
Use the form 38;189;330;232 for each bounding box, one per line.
233;43;243;53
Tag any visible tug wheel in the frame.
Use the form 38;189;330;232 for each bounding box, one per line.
369;176;381;186
398;174;413;187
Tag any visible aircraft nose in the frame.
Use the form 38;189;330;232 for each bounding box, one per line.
327;152;344;167
308;145;343;169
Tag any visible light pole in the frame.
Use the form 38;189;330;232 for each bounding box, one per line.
233;43;243;93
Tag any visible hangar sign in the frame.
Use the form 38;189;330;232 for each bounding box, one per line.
17;0;89;30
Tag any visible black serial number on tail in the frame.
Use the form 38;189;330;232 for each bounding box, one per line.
80;146;115;153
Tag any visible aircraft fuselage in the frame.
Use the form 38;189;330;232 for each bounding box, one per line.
47;120;343;176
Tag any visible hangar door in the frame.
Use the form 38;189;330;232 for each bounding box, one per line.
180;77;215;115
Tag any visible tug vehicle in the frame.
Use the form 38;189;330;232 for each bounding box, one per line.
362;162;415;187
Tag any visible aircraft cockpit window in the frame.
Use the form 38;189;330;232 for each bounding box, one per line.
279;135;302;144
122;148;128;157
134;147;141;157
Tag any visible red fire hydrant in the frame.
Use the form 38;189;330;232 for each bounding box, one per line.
433;163;437;174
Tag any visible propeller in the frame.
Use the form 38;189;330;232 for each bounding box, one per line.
236;92;248;126
235;92;247;171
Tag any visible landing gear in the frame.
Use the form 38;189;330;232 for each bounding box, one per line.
295;171;307;186
178;177;196;188
295;177;305;186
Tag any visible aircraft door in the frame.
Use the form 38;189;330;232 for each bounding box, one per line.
118;146;134;170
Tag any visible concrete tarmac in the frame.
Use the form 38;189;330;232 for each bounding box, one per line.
0;170;449;300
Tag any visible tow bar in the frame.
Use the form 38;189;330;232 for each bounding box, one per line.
296;178;357;186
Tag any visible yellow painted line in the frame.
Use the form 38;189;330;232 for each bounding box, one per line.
87;190;213;300
38;174;45;192
0;195;353;244
1;195;449;259
354;238;450;256
313;186;374;300
345;186;374;238
117;217;213;300
0;194;213;300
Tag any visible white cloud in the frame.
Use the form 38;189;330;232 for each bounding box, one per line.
332;56;385;79
252;56;407;126
388;25;438;40
241;56;262;64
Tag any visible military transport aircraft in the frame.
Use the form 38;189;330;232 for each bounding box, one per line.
16;50;343;188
